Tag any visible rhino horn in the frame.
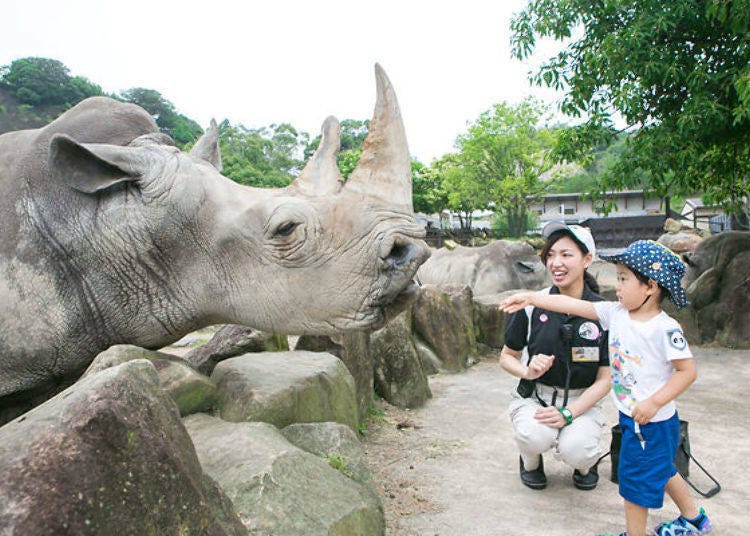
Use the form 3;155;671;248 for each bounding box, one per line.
290;116;344;196
189;119;222;171
344;64;412;209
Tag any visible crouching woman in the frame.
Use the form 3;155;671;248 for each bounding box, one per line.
499;222;610;490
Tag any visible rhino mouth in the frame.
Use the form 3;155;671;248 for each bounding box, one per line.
380;279;420;323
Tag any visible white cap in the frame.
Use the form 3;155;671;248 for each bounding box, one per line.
542;221;596;257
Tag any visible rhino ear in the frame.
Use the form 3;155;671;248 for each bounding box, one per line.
189;119;222;171
49;134;143;194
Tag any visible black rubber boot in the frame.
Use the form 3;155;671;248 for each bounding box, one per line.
519;455;547;490
573;463;599;490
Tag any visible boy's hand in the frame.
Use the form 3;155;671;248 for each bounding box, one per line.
631;399;660;425
498;292;533;313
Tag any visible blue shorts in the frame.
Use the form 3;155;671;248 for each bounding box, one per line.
618;412;680;509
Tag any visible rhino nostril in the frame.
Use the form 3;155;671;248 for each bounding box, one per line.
384;241;414;269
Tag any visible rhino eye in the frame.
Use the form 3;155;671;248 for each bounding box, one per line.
273;221;298;237
517;261;535;273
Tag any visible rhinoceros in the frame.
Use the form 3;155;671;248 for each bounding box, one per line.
0;65;429;421
416;240;548;296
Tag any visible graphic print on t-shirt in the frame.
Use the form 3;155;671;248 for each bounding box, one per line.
609;336;642;411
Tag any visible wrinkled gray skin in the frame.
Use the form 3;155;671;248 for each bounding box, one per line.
0;65;429;417
416;240;547;296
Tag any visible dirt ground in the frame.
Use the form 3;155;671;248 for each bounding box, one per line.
361;346;749;536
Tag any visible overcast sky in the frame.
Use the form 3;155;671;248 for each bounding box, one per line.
2;0;563;163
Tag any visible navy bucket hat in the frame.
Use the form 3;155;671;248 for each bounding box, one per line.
600;240;689;308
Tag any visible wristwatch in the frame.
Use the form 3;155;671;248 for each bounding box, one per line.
558;406;574;426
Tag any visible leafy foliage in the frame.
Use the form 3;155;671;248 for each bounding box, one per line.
304;118;371;179
120;87;202;147
412;159;448;215
547;134;629;201
0;57;103;106
444;98;554;236
512;0;750;224
216;120;309;188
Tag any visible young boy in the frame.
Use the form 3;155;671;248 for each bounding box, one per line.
499;240;712;536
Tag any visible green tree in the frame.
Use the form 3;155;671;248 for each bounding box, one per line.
433;154;486;231
0;57;102;105
304;118;370;178
217;120;308;188
453;98;553;237
512;0;750;225
304;118;370;159
120;87;202;146
412;159;448;215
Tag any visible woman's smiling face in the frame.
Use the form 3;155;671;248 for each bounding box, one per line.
544;235;591;291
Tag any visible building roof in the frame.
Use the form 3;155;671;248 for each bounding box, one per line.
532;189;651;202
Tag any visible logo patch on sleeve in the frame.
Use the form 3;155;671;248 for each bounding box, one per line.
667;329;687;351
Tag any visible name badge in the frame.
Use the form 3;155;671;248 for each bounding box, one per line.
572;347;599;362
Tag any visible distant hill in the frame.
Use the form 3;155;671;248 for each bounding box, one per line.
0;57;202;146
0;86;70;134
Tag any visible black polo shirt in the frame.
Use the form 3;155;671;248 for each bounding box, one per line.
504;285;609;389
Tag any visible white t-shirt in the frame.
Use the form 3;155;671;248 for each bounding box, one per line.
593;301;693;422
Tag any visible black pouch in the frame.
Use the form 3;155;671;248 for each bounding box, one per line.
516;379;535;398
609;420;720;498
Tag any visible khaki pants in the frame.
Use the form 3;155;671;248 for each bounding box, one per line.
508;384;606;473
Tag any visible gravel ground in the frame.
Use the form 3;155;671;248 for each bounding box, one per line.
362;347;748;535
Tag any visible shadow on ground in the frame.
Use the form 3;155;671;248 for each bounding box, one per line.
363;346;746;536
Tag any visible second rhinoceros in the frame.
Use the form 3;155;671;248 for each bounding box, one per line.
0;65;429;421
416;240;547;296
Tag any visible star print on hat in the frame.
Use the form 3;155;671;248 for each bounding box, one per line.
600;240;689;308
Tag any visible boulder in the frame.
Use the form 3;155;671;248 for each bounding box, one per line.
212;351;359;431
84;344;217;416
185;325;289;376
281;422;375;489
658;231;703;255
369;309;431;409
683;231;750;347
413;338;442;375
472;291;515;349
0;360;245;535
185;414;384;536
664;217;685;233
295;331;373;425
412;284;478;372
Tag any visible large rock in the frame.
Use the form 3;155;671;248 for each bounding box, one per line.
683;231;750;347
295;332;373;425
412;284;478;372
212;351;359;431
185;325;289;376
84;344;217;416
281;422;375;489
0;360;245;535
658;231;703;255
185;414;384;536
370;309;431;408
413;338;442;375
664;217;686;233
472;291;515;349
